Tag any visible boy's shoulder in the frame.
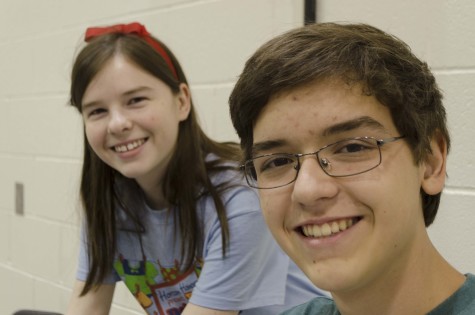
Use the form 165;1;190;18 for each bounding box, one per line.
281;296;339;315
428;273;475;315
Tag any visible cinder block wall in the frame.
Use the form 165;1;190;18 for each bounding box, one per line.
0;1;473;314
317;0;475;275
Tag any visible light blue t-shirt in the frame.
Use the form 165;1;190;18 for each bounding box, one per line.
282;273;475;315
77;168;326;314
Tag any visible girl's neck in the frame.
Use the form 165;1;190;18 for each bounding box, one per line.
136;178;167;210
144;192;168;210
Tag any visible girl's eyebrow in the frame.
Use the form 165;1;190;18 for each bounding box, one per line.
82;86;153;110
251;116;387;156
81;100;100;112
122;86;153;96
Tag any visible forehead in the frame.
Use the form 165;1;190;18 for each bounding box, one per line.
253;80;396;148
82;55;160;103
88;55;147;84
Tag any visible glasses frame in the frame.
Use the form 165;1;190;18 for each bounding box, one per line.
241;136;406;189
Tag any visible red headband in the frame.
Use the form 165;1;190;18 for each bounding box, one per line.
84;22;178;79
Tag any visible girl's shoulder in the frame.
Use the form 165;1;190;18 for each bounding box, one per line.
205;153;246;186
200;154;260;212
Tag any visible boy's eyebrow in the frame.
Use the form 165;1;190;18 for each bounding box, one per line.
252;140;287;156
321;116;386;136
251;116;386;156
81;86;153;110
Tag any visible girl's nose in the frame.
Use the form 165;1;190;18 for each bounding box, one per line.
291;157;338;208
107;109;132;135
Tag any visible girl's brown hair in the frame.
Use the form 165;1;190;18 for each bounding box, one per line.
71;33;240;295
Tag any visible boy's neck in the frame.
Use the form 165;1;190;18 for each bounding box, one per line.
332;237;465;315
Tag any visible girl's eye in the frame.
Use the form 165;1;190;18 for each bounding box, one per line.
129;97;147;105
87;108;106;117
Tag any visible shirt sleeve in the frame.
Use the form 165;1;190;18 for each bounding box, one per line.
189;185;289;311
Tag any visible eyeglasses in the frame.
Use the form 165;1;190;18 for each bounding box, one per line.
241;136;405;189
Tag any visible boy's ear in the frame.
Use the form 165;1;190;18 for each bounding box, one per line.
421;131;448;195
177;83;191;121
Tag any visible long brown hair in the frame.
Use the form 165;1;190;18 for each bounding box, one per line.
70;32;240;295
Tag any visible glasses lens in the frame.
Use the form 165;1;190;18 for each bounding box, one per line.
246;154;298;189
319;138;381;176
244;137;385;189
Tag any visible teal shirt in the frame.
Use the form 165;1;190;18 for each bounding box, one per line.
282;273;475;315
428;274;475;315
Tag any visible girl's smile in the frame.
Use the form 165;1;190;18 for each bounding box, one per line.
81;55;190;197
111;137;147;154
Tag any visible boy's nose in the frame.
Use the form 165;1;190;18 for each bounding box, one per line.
291;157;338;207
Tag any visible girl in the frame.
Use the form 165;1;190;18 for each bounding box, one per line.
66;22;325;315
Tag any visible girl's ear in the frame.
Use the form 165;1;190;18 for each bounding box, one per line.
176;83;191;121
421;131;448;195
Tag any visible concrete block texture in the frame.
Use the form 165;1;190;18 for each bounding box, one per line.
1;0;474;313
318;0;475;273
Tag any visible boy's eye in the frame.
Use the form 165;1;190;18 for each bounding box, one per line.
259;155;295;172
332;139;375;155
340;143;367;153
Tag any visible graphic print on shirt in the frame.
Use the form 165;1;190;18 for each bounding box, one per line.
114;254;203;315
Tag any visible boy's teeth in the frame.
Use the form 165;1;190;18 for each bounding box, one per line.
302;219;355;238
331;222;339;233
312;225;322;237
339;220;347;230
321;223;332;236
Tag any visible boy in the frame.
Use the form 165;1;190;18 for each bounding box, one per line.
229;23;475;314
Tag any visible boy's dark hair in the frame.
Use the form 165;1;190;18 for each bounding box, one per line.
229;22;449;227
